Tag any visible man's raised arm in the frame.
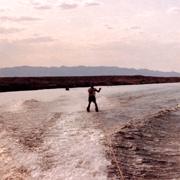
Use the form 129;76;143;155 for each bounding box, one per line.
95;88;101;93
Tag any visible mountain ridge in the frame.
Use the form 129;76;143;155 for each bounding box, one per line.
0;66;179;77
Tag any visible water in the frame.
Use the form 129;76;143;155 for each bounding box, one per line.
0;83;180;179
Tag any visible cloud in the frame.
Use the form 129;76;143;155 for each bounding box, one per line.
0;7;11;12
16;36;55;44
104;24;113;30
0;16;41;22
58;0;101;10
0;27;23;34
30;0;52;10
130;26;141;30
124;26;142;33
84;0;101;7
34;5;52;10
59;2;78;10
167;7;180;14
29;0;101;10
0;9;6;12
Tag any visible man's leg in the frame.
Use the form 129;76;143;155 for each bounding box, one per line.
94;100;99;112
87;101;91;112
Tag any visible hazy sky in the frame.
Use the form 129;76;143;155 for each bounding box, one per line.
0;0;180;71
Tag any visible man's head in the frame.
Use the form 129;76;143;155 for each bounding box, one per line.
90;84;94;88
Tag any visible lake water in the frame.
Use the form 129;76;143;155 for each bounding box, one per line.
0;83;180;179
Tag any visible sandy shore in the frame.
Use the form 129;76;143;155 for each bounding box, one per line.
108;107;180;179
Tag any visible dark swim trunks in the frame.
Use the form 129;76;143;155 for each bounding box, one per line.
89;95;96;102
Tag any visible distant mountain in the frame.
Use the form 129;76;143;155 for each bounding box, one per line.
0;66;180;77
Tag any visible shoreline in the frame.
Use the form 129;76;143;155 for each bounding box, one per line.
1;75;180;92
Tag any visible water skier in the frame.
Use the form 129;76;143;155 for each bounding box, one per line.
87;85;101;112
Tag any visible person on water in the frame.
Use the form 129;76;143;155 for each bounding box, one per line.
87;85;101;112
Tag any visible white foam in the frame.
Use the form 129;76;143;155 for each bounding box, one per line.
34;113;109;180
0;90;110;179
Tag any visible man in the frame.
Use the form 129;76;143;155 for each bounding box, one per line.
87;85;101;112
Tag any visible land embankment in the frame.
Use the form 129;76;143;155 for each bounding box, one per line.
1;75;180;92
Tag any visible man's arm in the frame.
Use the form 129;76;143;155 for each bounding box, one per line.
95;88;101;93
